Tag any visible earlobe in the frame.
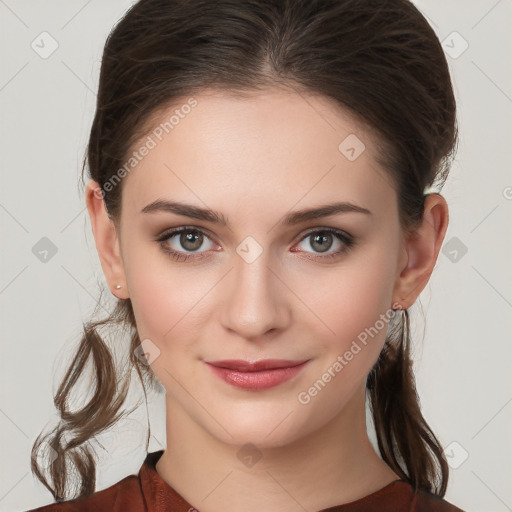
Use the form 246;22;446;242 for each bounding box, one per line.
85;180;129;299
392;194;449;309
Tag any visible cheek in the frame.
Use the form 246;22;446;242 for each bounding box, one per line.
293;252;396;343
290;245;399;402
123;245;208;342
293;268;396;419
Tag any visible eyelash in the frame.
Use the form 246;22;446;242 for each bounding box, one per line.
155;226;356;263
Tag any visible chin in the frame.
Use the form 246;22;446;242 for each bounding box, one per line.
203;405;319;450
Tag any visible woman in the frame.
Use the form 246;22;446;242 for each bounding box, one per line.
29;0;465;510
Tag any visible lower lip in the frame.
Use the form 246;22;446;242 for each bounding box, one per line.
206;361;310;391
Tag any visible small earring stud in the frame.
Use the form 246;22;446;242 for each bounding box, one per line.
115;285;122;289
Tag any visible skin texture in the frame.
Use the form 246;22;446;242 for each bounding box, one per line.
85;87;449;512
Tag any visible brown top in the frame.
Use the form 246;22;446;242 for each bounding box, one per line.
28;450;465;512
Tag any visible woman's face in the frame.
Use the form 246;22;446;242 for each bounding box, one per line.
114;88;407;447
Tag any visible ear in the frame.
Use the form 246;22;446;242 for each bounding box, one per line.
392;193;449;309
85;180;129;299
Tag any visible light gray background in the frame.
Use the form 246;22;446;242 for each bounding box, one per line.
1;1;511;511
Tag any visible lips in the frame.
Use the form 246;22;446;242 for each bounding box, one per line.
204;359;311;391
205;359;309;372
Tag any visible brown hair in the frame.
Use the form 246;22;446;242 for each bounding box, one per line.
31;0;458;502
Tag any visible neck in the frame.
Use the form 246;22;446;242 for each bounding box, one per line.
155;384;399;512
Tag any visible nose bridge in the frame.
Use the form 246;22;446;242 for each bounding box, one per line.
220;244;289;339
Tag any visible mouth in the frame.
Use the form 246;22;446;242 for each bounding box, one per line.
204;359;311;390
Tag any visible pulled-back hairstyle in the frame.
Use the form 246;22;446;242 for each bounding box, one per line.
31;0;458;502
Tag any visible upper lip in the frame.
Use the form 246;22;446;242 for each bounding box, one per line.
205;359;309;372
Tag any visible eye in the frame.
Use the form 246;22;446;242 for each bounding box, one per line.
156;226;356;263
156;227;219;262
292;228;355;260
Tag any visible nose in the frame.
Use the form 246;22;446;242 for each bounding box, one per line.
219;251;291;342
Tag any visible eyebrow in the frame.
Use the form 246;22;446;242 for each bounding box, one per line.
141;199;372;226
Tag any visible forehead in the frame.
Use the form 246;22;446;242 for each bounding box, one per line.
120;88;396;220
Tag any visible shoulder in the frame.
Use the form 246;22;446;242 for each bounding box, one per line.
26;473;144;512
411;486;465;512
328;480;466;512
